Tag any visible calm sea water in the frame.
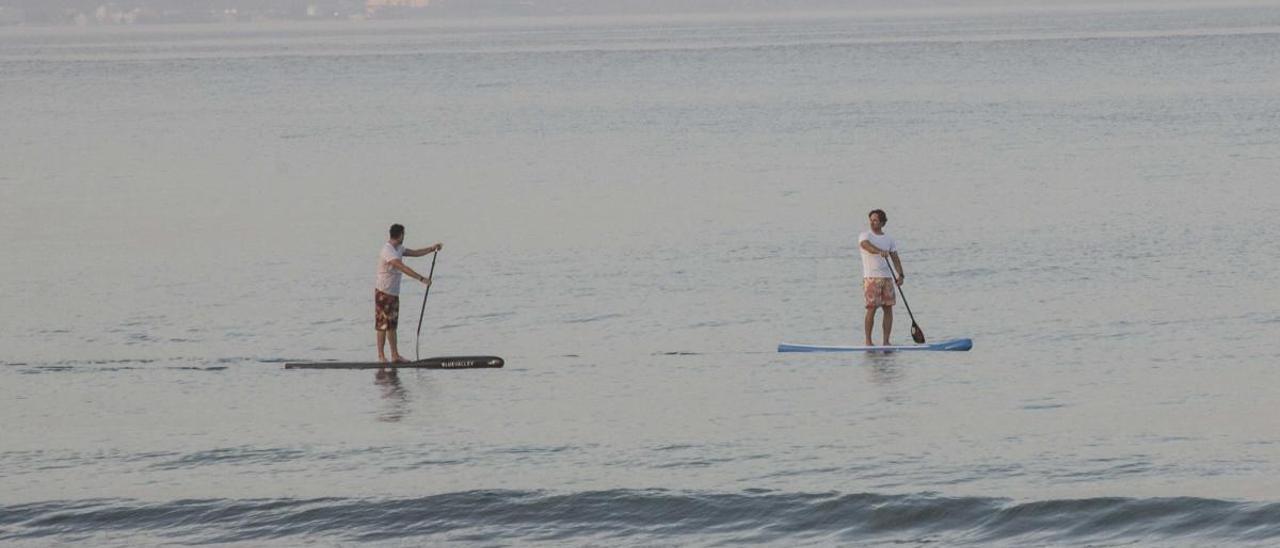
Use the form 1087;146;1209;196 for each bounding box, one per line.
3;3;1280;545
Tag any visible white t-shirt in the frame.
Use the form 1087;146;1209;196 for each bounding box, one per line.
858;230;899;278
375;242;406;295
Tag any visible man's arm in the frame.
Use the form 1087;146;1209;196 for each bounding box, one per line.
890;252;905;285
403;242;443;258
388;259;431;285
860;240;890;256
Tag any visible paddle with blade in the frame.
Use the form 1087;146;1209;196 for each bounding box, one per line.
883;256;925;344
414;250;438;362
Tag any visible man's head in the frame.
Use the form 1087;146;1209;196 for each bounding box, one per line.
868;209;887;233
389;223;405;244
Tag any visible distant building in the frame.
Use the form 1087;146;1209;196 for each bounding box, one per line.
367;0;431;6
366;0;430;17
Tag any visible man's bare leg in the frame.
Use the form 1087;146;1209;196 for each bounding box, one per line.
882;306;894;346
377;330;389;363
864;307;877;346
387;330;408;363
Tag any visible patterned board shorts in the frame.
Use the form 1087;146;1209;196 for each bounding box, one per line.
863;277;897;309
375;289;400;331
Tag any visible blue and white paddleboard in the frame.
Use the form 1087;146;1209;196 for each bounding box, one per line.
778;338;973;353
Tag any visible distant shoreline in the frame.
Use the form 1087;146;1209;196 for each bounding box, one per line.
3;0;1274;29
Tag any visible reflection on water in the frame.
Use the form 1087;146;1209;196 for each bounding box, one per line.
865;353;902;383
375;368;409;423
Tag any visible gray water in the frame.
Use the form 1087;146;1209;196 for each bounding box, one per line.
3;3;1280;545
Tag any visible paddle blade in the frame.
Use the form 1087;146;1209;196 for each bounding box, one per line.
911;323;926;344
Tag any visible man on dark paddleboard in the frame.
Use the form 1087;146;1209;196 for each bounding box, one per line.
375;223;441;363
858;209;905;346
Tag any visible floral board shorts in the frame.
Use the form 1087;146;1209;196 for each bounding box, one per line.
863;277;897;309
375;289;400;331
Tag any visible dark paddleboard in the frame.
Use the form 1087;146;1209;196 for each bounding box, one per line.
285;356;504;370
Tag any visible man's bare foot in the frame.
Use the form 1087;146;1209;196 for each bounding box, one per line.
378;356;389;363
390;355;410;364
865;341;875;346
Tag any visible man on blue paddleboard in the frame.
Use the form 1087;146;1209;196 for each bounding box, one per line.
858;209;905;346
375;223;441;363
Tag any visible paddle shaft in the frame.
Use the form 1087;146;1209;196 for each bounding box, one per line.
883;256;923;338
880;257;911;316
415;251;438;362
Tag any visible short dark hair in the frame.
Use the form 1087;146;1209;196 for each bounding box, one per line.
389;223;405;239
868;209;887;225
